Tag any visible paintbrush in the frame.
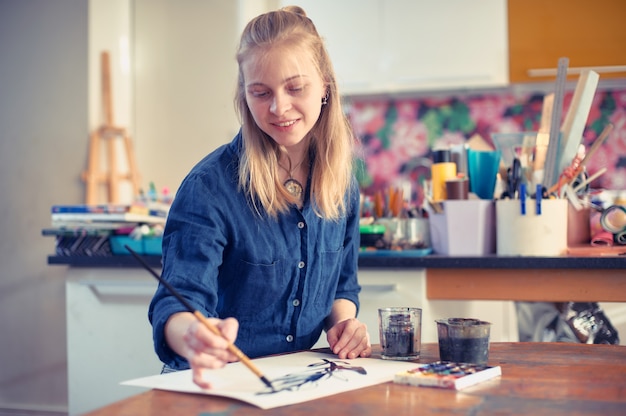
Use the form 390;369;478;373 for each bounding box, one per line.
547;123;614;195
570;123;613;179
124;245;274;390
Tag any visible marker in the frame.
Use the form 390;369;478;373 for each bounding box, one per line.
520;183;526;216
536;184;542;216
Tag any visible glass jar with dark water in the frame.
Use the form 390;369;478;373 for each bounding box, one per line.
379;307;421;360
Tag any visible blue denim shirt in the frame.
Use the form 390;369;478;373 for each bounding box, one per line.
148;131;361;370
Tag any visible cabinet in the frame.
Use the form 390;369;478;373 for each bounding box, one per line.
283;0;509;95
354;270;517;346
314;269;517;348
508;0;626;82
66;268;161;415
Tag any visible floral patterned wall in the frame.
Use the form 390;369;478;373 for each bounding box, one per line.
348;88;626;207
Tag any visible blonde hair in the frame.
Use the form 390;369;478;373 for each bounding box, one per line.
235;6;355;220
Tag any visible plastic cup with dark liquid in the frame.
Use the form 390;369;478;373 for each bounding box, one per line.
436;318;492;364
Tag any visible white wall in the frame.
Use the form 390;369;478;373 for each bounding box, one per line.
89;0;133;131
88;0;245;203
0;1;88;413
133;0;241;196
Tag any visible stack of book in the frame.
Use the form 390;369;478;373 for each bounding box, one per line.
45;203;169;257
50;203;168;228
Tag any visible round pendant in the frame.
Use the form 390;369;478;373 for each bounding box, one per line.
284;178;303;199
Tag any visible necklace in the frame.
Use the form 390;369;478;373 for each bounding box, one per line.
279;156;305;199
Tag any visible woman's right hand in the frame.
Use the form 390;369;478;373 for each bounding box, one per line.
165;312;240;388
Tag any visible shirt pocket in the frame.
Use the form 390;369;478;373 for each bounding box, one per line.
222;258;284;320
313;248;342;307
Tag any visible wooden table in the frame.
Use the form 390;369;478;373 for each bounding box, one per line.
85;342;626;415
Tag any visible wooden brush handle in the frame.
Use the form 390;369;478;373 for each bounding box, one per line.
192;311;265;379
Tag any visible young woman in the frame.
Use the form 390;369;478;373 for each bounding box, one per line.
148;6;371;388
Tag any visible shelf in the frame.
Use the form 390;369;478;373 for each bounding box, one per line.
47;255;162;269
47;253;625;270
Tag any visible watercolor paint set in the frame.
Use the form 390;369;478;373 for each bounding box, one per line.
394;361;502;390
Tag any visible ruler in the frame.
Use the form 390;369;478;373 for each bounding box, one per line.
542;57;569;190
558;69;600;173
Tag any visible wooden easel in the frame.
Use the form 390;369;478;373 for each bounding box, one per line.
82;51;141;204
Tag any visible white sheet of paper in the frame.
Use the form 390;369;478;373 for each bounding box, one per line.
122;351;420;409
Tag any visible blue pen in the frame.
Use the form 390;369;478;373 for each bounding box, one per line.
536;184;542;215
520;183;526;215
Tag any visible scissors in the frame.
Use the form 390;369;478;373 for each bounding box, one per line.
501;158;521;199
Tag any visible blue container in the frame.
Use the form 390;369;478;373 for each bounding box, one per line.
142;236;163;255
110;235;143;255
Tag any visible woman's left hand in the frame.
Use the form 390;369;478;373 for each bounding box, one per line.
326;317;372;359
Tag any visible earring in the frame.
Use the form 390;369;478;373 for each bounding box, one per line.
321;91;329;105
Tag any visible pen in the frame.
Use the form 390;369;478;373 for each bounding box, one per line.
572;167;607;194
124;245;274;390
520;184;526;216
536;184;542;216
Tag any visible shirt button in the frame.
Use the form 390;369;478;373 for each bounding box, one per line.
298;261;305;269
297;221;305;229
292;299;300;307
286;335;294;342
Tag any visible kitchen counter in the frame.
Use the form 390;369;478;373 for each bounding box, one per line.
48;251;626;302
47;252;626;269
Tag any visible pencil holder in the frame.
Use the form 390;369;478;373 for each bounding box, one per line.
496;199;568;256
429;200;495;255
